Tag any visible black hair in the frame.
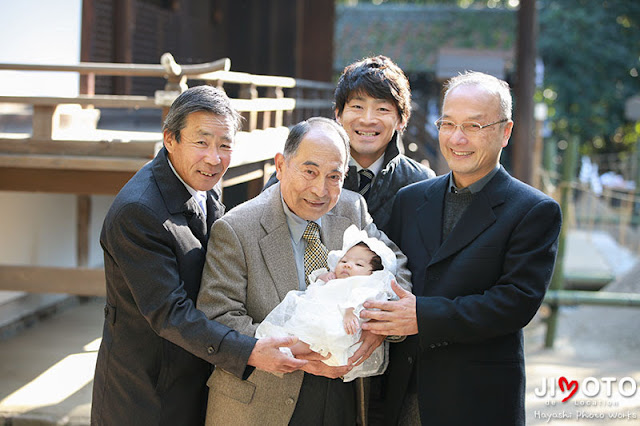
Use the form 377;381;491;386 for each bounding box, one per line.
354;241;383;272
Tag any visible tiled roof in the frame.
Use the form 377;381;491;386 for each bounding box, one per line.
334;4;517;74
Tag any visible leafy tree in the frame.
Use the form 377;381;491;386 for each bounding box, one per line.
337;0;640;156
537;0;639;154
336;0;518;8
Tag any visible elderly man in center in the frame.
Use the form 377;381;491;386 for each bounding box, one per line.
197;117;411;425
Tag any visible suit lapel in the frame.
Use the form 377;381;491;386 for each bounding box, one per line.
429;168;509;266
416;176;447;259
320;209;354;251
186;203;207;246
258;185;300;301
343;165;358;192
153;147;209;246
205;185;225;241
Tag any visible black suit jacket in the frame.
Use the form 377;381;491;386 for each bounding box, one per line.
91;147;256;426
384;167;562;426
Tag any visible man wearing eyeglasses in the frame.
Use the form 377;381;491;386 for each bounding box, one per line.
359;71;562;425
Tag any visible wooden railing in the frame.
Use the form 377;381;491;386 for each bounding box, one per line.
0;54;335;296
0;53;335;193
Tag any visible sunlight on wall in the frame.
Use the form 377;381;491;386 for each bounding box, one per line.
0;0;82;96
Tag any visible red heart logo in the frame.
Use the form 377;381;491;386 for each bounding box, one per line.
558;376;578;402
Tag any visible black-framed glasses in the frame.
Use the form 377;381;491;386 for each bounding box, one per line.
434;118;509;135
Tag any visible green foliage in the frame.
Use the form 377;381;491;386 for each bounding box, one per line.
336;0;640;156
538;0;640;154
336;0;516;6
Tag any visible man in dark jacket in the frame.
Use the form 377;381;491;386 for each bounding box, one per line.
91;86;306;426
360;71;562;425
334;55;435;233
266;56;434;234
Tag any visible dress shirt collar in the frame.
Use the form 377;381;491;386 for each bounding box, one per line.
448;164;501;194
280;194;322;243
350;153;385;177
167;156;208;207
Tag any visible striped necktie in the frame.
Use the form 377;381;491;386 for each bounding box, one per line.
358;169;374;199
301;221;328;287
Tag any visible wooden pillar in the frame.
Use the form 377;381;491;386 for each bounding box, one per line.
240;84;258;131
295;0;334;81
80;0;95;95
77;195;91;267
512;0;537;184
31;105;57;139
113;0;134;95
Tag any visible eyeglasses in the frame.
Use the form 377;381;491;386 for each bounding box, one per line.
434;118;508;135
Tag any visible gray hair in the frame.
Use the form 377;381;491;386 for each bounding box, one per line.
283;117;351;169
162;85;242;142
443;71;513;121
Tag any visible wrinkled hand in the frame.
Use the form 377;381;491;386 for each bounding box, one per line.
247;336;307;374
302;360;352;379
360;280;418;336
289;340;328;361
348;330;385;367
343;308;360;335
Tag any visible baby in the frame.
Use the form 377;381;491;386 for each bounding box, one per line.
316;241;384;335
255;225;398;382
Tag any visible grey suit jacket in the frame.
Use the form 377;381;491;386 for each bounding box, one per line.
197;183;411;425
91;148;256;426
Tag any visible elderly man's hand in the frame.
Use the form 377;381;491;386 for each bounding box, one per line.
348;330;385;366
302;360;352;379
247;336;308;374
360;280;418;336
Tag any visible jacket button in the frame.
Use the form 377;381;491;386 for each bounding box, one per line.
207;346;215;354
407;356;413;364
104;306;109;317
429;344;436;349
286;397;295;405
442;342;449;346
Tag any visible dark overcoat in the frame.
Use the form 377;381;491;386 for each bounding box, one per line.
384;167;562;425
91;148;255;426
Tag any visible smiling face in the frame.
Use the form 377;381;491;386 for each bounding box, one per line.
164;111;234;191
275;127;347;221
439;84;513;188
336;92;405;168
334;244;376;278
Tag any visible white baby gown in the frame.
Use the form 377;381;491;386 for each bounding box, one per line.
255;268;397;382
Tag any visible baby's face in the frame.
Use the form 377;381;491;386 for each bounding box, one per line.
334;245;375;278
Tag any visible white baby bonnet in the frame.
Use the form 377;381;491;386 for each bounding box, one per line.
327;225;397;275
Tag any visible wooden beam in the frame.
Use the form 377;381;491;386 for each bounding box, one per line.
221;161;269;187
231;97;296;112
0;138;158;158
0;95;158;108
0;154;148;171
0;265;105;296
0;167;134;195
